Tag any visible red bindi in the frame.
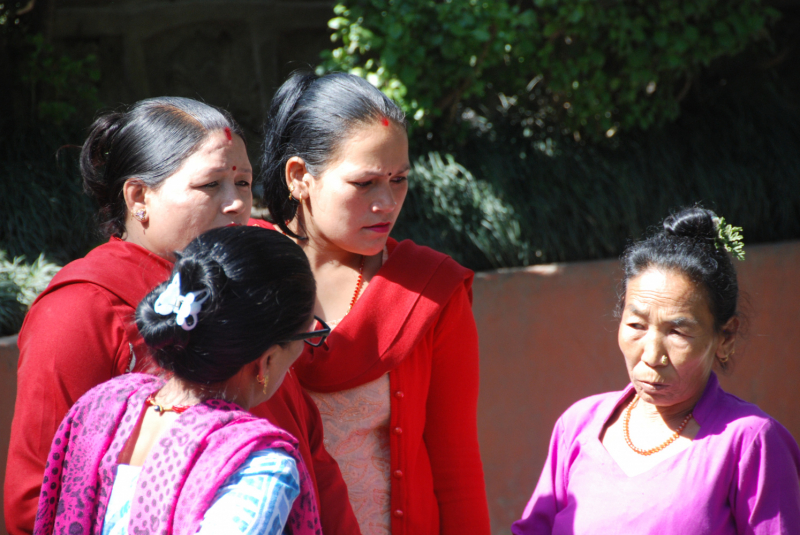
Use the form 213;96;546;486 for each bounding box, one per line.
232;166;237;171
224;127;232;141
381;117;389;127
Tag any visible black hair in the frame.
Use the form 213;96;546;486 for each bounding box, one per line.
619;207;740;364
80;97;246;239
259;71;407;238
136;225;315;386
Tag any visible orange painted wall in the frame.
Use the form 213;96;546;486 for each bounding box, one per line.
1;241;798;534
472;241;800;533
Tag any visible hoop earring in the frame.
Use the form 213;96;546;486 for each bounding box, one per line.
288;183;296;201
256;372;269;395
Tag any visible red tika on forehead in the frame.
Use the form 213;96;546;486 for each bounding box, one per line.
381;117;389;127
224;127;232;140
232;166;237;171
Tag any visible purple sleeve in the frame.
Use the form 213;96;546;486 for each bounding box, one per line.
733;419;800;534
511;417;568;535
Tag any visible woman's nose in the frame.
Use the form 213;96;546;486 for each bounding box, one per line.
221;186;247;214
372;185;398;213
641;331;667;367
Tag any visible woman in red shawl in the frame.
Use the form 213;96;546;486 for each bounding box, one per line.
5;97;358;535
256;72;492;535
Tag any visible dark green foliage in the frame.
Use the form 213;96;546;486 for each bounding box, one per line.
393;71;800;271
1;2;102;265
21;33;101;126
321;0;779;142
0;129;98;266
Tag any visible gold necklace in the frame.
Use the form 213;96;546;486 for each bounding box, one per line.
623;395;693;456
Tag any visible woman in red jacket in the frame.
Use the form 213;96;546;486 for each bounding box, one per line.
257;71;492;535
5;97;359;535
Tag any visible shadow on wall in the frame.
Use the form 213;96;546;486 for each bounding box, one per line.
1;242;799;535
474;241;800;534
1;336;17;535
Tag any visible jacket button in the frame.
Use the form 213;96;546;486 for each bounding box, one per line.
394;391;404;399
393;509;404;518
393;427;403;435
393;470;403;478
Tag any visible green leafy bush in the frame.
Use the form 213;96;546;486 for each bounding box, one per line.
393;72;800;271
21;32;101;125
0;251;61;336
321;0;779;142
399;153;529;269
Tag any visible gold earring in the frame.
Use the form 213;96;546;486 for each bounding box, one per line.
288;183;296;200
134;209;146;221
660;355;669;365
256;372;269;395
718;354;730;364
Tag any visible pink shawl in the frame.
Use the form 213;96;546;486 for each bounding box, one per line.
33;373;320;535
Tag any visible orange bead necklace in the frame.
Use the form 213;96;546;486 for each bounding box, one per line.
345;255;365;315
623;394;693;456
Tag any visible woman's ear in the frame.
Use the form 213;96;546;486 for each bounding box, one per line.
123;179;149;224
285;157;312;202
716;316;740;362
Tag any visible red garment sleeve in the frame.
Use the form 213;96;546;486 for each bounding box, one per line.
251;372;362;535
423;284;492;535
4;284;131;535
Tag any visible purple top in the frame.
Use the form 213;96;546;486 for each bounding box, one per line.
512;373;800;534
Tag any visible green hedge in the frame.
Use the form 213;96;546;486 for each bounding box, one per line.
393;72;800;271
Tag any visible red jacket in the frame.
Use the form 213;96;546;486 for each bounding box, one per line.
4;237;360;535
294;237;492;535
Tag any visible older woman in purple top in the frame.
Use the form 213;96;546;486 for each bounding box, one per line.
513;207;800;535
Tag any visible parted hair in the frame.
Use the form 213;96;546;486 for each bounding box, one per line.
136;226;315;385
260;71;407;238
619;206;740;336
80;97;245;239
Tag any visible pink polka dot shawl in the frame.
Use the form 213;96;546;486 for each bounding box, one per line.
33;373;320;535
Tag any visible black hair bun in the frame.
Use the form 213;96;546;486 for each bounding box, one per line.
663;206;718;242
136;254;219;355
136;284;191;351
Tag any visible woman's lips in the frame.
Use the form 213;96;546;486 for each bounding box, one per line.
639;380;668;392
364;222;391;233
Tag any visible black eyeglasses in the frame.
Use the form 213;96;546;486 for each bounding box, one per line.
283;316;331;347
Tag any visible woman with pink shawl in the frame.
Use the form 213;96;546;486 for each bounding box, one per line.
34;225;326;535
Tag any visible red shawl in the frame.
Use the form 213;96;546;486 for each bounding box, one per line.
31;237;173;373
293;237;473;391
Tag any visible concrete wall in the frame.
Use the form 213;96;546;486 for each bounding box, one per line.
1;241;799;533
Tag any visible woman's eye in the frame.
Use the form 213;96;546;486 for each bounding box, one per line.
627;322;645;330
353;180;373;188
237;180;252;188
391;175;408;184
201;181;219;189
